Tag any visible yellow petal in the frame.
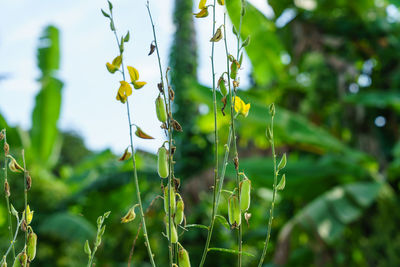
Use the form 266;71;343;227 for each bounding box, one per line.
127;66;139;82
199;0;207;9
112;55;122;68
23;205;34;225
194;8;209;18
133;81;147;89
233;96;250;117
120;81;132;96
106;62;117;74
242;103;251;117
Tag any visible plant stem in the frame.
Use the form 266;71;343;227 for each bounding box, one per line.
108;12;156;267
258;114;278;267
145;3;174;266
22;150;28;246
199;0;219;265
2;129;15;259
0;218;23;265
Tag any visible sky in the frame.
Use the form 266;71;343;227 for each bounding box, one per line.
0;0;273;154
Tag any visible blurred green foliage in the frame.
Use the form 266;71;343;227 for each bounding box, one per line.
1;0;400;266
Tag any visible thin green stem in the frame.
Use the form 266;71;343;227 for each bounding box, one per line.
22;150;28;246
2;129;15;259
107;12;156;267
145;3;174;266
199;0;219;265
258;115;278;267
223;13;242;267
0;218;23;265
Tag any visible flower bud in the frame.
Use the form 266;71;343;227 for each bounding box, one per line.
217;76;227;96
155;95;167;123
157;147;169;178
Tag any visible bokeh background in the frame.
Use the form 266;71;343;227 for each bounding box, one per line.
1;0;400;266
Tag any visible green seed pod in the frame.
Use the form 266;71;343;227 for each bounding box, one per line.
178;245;191;267
228;195;241;228
157;146;169;178
240;178;251;211
155;95;167;123
230;60;239;80
164;186;176;215
12;251;27;267
218;76;227;96
27;231;37;262
174;194;184;225
165;222;178;243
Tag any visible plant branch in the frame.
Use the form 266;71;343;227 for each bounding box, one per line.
1;129;15;259
258;113;278;267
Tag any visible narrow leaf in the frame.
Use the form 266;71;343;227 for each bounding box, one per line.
277;174;286;190
185;224;208;230
215;215;230;230
278;153;287;170
101;9;110;18
124;31;130;42
208;247;255;257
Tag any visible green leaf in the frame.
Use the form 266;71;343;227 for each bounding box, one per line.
185;224;209;230
31;25;63;168
226;0;285;86
276;174;286;190
84;240;91;255
344;90;400;111
215;215;230;230
107;0;113;11
101;9;110;18
282;182;382;243
277;153;287;170
241;35;250;48
208;247;255;257
39;213;96;242
124;31;130;42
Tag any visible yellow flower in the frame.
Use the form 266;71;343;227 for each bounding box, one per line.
127;66;147;89
106;55;122;74
199;0;207;9
116;81;132;103
194;8;209;18
233;96;250;117
23;205;34;225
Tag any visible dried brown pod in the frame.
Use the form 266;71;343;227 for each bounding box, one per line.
26;173;32;191
169;88;175;101
4;142;9;155
157;82;164;93
233;156;239;170
4;180;10;197
172;120;183;132
221;96;227;116
148;42;156;56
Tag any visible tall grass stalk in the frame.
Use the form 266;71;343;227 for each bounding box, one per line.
106;7;156;266
1;129;15;259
